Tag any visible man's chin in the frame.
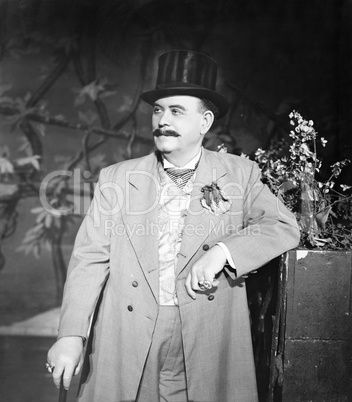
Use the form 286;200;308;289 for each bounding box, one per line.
154;137;178;152
155;146;175;154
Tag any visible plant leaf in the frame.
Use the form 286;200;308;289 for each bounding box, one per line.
315;207;331;231
16;155;41;170
0;183;18;197
0;157;14;174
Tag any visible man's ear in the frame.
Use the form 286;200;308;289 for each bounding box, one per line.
200;110;215;135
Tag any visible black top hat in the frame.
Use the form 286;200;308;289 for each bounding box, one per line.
140;50;229;119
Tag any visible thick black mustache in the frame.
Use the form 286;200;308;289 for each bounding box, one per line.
153;129;180;138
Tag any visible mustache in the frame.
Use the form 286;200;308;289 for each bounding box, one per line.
153;129;180;138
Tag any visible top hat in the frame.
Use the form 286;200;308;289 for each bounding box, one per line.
140;50;229;119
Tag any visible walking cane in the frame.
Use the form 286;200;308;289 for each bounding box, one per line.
58;376;68;402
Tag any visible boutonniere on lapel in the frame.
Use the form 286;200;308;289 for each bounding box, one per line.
200;175;231;216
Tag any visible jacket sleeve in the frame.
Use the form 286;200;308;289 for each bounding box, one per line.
222;161;300;278
58;168;116;339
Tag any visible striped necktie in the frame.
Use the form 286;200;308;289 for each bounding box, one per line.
164;167;195;189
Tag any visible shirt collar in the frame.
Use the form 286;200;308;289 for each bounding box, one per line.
162;148;202;169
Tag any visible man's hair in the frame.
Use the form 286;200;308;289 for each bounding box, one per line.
198;98;219;119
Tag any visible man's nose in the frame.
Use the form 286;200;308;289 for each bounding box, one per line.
158;110;171;127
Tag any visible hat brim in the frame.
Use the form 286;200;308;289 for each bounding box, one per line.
140;87;229;119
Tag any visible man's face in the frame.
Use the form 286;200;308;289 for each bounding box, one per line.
152;96;206;159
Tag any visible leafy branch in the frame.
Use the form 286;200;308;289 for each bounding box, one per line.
254;111;352;249
0;24;153;299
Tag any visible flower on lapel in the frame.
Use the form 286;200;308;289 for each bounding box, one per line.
200;181;231;216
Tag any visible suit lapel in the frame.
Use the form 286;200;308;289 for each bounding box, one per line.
176;150;228;275
122;150;231;293
121;153;160;301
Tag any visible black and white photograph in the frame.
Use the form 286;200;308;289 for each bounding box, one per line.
0;1;351;401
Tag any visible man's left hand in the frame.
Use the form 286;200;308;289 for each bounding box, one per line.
185;244;227;299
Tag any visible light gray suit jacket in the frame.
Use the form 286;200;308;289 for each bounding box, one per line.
59;148;300;402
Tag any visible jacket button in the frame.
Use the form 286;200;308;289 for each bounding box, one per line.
208;295;214;301
132;281;138;287
127;305;133;312
203;244;209;251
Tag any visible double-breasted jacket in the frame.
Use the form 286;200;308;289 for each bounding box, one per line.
59;149;300;402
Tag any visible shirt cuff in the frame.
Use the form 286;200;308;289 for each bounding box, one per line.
216;242;236;269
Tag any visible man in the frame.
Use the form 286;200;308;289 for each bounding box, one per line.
47;50;300;401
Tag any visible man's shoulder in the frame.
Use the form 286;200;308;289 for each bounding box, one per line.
204;149;255;171
100;152;156;178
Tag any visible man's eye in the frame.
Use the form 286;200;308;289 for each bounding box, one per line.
153;107;162;114
171;109;181;115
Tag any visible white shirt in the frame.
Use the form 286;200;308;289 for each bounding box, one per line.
161;149;236;269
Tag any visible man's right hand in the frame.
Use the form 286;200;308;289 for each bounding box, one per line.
47;336;85;390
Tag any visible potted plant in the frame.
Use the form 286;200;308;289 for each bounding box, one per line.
252;111;352;401
254;110;351;250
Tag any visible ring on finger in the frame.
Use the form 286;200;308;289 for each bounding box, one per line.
45;362;55;373
203;280;212;290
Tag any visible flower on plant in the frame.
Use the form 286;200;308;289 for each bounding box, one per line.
341;184;352;192
320;137;327;147
255;110;352;250
331;159;351;178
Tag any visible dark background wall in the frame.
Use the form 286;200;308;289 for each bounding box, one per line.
0;0;351;326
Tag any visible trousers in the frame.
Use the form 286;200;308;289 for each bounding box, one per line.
136;306;188;402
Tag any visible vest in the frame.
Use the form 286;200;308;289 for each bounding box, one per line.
157;163;196;305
